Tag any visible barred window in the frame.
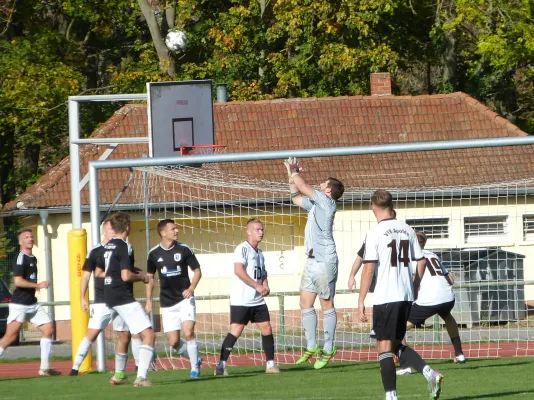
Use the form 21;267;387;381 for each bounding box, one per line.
464;216;507;242
406;218;449;239
523;215;534;241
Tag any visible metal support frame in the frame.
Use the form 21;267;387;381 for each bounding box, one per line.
69;93;148;373
71;92;534;373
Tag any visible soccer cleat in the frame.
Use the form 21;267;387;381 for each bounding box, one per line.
396;367;412;376
265;366;280;374
313;346;337;370
428;371;443;400
38;368;61;377
190;370;200;379
454;355;467;364
110;372;128;385
68;369;79;376
295;345;322;365
214;362;228;376
133;377;152;387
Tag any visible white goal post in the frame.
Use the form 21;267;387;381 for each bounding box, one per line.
84;136;534;370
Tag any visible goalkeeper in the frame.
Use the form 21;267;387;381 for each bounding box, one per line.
284;157;345;369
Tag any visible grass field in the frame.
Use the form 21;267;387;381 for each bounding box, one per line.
2;357;534;400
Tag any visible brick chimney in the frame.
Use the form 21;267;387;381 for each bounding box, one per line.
370;72;392;96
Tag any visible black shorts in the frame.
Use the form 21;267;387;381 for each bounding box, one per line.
373;301;411;341
230;304;270;325
408;299;455;326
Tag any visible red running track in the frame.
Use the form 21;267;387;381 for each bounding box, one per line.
2;342;533;378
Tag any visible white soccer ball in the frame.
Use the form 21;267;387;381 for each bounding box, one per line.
165;30;187;51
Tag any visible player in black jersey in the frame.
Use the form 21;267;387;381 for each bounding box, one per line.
69;220;140;378
146;219;202;379
104;212;155;387
0;228;60;376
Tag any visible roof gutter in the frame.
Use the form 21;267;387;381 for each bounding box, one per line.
3;186;534;217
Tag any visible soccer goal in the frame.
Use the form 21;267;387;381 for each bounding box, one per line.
87;141;534;369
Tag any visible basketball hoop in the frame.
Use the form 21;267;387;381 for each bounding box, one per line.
180;144;227;156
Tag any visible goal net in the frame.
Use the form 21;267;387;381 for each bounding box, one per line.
100;155;534;369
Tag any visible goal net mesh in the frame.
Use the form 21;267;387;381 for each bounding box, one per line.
101;157;534;369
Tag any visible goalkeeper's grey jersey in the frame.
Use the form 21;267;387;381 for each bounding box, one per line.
302;190;338;263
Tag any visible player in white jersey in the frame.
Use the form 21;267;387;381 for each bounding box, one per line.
358;190;443;400
284;157;345;369
396;232;465;375
214;218;279;376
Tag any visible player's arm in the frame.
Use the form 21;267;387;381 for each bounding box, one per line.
145;255;157;313
13;276;49;289
444;268;454;285
357;262;374;322
80;271;92;312
413;258;427;298
348;256;363;291
348;242;366;290
120;244;149;283
183;250;202;299
234;263;267;295
284;157;313;208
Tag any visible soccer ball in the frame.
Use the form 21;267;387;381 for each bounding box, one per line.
165;30;187;51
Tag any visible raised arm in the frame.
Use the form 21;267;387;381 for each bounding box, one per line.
284;157;314;207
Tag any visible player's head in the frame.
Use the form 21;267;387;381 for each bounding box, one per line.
102;220;114;242
157;218;178;241
320;177;344;200
371;189;394;216
416;231;427;249
246;218;264;243
18;228;34;249
109;212;131;236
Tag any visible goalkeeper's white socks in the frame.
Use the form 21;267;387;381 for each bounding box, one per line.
40;338;53;370
186;339;199;372
72;337;93;370
302;308;318;350
0;346;4;357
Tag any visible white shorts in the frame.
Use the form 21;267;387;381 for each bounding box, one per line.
300;258;338;299
112;302;152;335
87;303;129;332
161;297;196;333
7;303;52;327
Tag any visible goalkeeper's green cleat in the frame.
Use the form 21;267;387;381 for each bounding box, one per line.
295;345;322;365
313;346;337;370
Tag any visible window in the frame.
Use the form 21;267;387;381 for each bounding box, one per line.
406;218;449;239
523;215;534;241
464;216;507;243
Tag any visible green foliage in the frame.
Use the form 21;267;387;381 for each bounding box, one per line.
0;0;533;205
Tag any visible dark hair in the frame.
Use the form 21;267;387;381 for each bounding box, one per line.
327;177;344;200
247;218;263;226
17;228;33;239
416;231;427;249
371;189;393;209
157;219;175;237
109;212;131;234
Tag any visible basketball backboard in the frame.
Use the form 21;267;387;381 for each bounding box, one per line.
147;80;214;158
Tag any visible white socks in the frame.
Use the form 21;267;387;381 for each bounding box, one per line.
422;365;434;381
266;360;275;369
131;337;142;367
0;346;4;358
302;308;318;351
386;390;398;400
115;352;128;373
138;345;154;379
186;339;199;371
40;338;53;370
72;337;93;370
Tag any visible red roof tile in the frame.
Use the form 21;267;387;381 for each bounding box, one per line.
3;92;534;211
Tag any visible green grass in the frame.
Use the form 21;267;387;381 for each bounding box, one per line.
3;357;534;400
